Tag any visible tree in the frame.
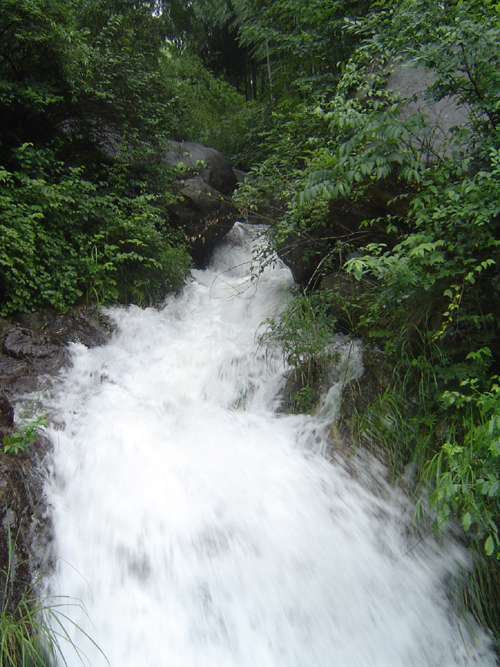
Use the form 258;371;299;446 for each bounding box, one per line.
0;0;193;314
191;0;372;100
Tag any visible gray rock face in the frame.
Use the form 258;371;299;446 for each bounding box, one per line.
3;328;67;375
169;178;236;266
0;307;113;401
0;321;66;395
164;141;237;195
0;394;14;428
172;178;228;218
386;60;471;158
164;141;239;266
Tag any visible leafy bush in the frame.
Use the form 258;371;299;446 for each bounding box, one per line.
0;145;192;315
428;377;500;559
0;0;203;318
233;96;337;225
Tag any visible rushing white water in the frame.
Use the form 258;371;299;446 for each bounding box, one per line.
44;223;495;667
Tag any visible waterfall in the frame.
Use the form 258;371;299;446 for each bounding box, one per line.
45;223;495;666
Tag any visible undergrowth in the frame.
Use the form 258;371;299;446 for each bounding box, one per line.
0;524;106;667
259;288;338;413
245;0;500;645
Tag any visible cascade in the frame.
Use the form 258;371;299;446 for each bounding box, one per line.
45;223;495;666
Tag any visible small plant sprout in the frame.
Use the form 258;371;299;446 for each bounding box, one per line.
3;415;48;456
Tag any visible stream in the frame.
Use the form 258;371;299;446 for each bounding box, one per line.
44;223;496;666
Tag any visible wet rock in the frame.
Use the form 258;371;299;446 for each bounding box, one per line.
45;306;113;348
173;178;231;218
0;307;113;401
1;328;68;397
0;394;14;428
3;328;67;366
0;356;36;395
169;177;237;266
277;233;329;286
164;141;239;266
3;328;35;359
0;306;112;613
0;434;52;613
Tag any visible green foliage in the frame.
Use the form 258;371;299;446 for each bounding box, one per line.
428;378;500;559
0;0;73;146
3;416;48;456
260;289;337;369
69;1;175;154
244;0;500;260
233;97;335;218
235;50;418;251
0;144;192;315
0;599;53;666
343;147;500;359
366;0;500;137
259;289;338;412
347;387;417;470
0;0;176;162
159;47;246;159
299;106;427;204
0;0;202;317
339;141;500;581
238;0;500;643
195;0;372;98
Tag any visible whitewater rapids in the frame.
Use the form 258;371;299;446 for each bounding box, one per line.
44;223;495;666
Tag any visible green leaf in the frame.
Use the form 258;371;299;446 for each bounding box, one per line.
462;511;472;531
485;535;495;556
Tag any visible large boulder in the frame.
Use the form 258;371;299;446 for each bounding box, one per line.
168;177;237;267
0;307;113;400
164;141;239;266
164;141;237;195
386;60;470;159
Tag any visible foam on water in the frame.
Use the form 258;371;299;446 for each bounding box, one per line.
44;223;496;666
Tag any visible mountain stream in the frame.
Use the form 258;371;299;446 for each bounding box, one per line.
44;223;496;666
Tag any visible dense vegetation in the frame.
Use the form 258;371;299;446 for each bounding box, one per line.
0;0;250;315
2;0;500;659
226;0;500;647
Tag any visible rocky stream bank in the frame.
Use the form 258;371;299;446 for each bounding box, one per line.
0;308;113;611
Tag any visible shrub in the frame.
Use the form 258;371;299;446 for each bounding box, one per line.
0;145;192;315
